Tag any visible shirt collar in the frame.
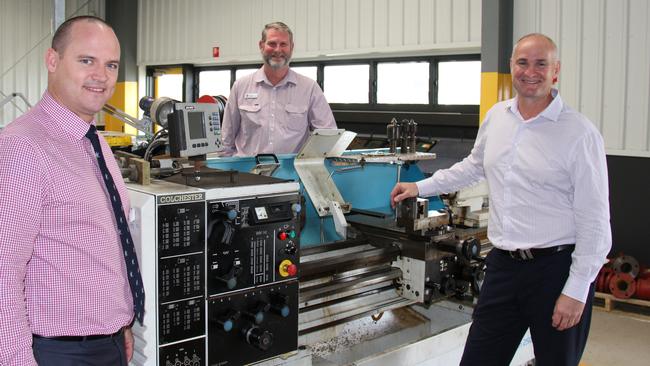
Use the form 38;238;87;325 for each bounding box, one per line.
40;91;96;141
253;67;297;87
507;88;563;123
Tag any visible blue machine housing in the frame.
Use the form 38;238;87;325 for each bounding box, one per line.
206;151;444;247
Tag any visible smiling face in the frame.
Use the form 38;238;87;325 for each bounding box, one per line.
510;35;560;103
259;28;293;70
46;20;120;122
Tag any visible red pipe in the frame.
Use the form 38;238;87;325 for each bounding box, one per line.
635;277;650;300
609;272;636;299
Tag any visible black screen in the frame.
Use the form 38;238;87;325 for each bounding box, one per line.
187;111;206;140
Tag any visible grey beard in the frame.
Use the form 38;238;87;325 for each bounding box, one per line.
264;55;291;69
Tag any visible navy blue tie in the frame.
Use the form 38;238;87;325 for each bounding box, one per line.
86;125;145;325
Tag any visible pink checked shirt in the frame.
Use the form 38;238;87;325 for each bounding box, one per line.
0;92;134;365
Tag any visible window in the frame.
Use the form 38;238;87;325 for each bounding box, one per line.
292;66;317;81
438;61;481;105
377;61;429;104
155;73;183;101
198;70;231;98
153;56;481;142
236;68;257;80
174;54;479;113
324;64;369;103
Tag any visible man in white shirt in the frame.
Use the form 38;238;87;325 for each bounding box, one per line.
220;22;336;156
391;34;611;366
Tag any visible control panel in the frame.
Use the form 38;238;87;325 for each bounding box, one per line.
156;199;207;363
207;195;301;296
159;338;204;366
127;178;301;366
167;102;222;158
208;281;299;365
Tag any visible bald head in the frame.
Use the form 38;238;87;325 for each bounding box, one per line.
46;16;120;122
509;33;561;105
512;33;559;62
52;16;115;57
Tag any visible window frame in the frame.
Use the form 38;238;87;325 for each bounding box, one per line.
147;54;481;139
188;54;480;112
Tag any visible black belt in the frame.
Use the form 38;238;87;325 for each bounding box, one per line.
495;244;575;261
33;328;124;342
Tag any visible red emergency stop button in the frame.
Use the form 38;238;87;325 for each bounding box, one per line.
279;259;298;277
278;231;288;241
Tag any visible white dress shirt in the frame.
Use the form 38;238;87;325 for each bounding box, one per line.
416;90;611;303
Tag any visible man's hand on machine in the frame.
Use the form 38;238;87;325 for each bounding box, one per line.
390;182;419;208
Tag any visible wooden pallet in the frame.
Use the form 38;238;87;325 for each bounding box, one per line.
594;292;650;314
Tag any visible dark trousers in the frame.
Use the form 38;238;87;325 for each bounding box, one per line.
460;248;594;366
32;332;127;366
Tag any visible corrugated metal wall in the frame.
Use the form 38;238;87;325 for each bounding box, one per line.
137;0;482;66
4;0;648;157
0;0;51;126
514;0;650;157
0;0;104;127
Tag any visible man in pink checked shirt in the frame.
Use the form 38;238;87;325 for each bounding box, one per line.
0;16;137;365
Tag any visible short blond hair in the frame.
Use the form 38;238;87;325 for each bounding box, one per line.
261;22;293;43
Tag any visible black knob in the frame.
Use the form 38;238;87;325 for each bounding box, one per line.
270;293;290;318
462;238;480;261
216;262;242;290
243;326;273;351
244;302;271;324
213;310;240;332
284;242;297;255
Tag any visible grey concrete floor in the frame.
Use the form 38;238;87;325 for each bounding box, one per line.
581;308;650;366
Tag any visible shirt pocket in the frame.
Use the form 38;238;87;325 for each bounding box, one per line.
239;104;262;124
238;104;262;138
284;104;308;133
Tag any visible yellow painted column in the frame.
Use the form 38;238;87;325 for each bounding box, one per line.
480;72;512;123
106;81;139;135
480;0;513;124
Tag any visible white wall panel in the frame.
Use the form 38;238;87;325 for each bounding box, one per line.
601;0;627;151
403;0;419;45
452;0;469;42
469;0;481;42
332;0;346;50
359;0;374;48
579;0;604;131
435;0;452;44
1;0;51;127
137;0;481;66
0;0;105;127
319;0;334;51
625;0;649;151
294;0;309;52
388;0;405;46
373;0;389;48
558;0;580;106
419;0;434;45
514;0;650;157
